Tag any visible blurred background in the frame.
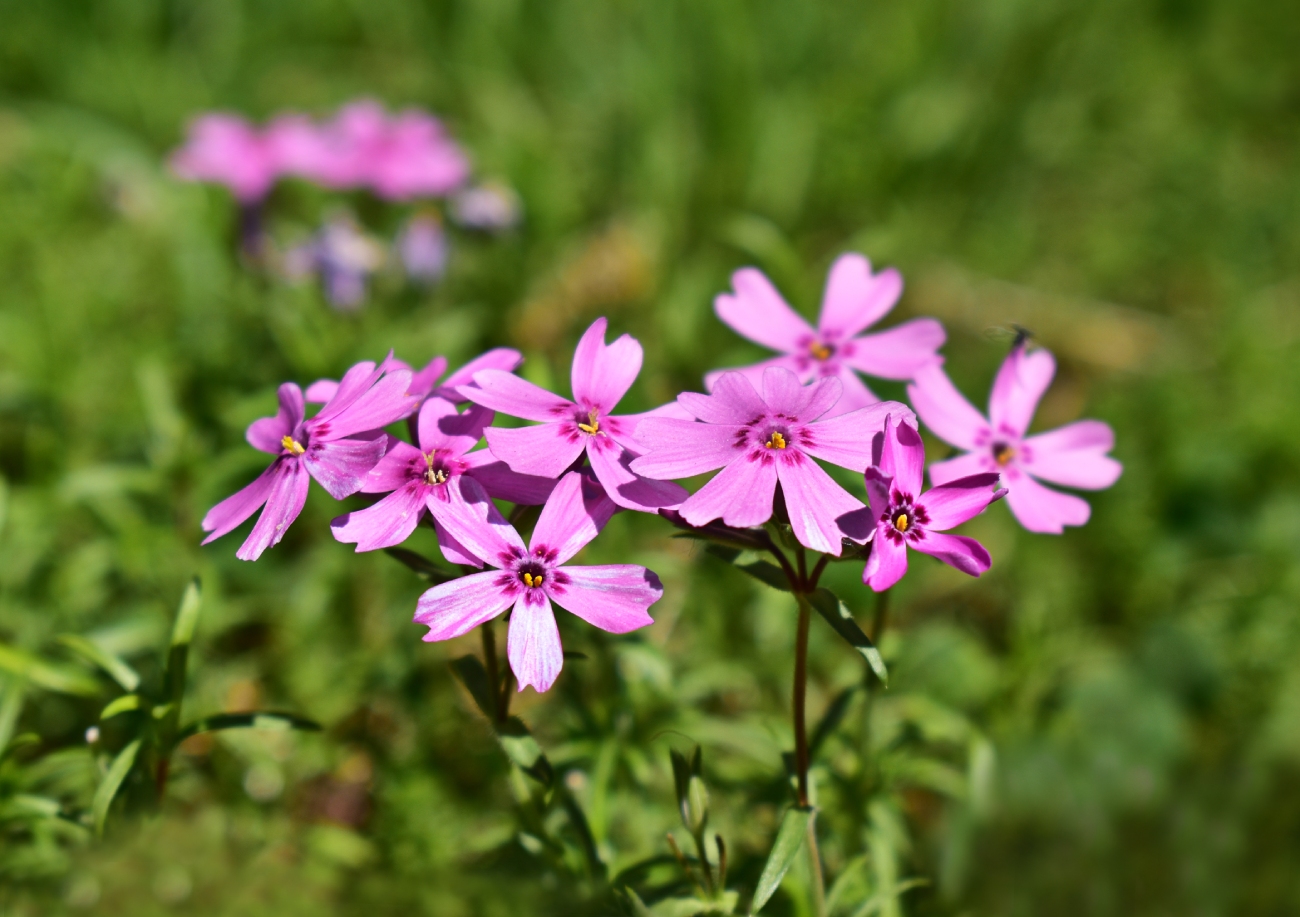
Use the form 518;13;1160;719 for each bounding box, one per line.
2;0;1299;914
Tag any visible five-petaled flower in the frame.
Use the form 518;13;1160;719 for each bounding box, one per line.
854;415;1006;591
907;342;1122;533
707;253;946;417
306;348;523;410
201;358;418;560
630;367;913;555
415;472;663;692
460;318;689;513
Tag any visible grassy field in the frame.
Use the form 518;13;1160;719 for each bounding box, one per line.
2;0;1300;914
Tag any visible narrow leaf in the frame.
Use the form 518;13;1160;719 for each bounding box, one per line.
705;546;791;591
179;711;321;739
100;694;141;720
450;655;495;720
384;548;455;583
808;589;887;684
58;635;140;692
93;739;140;836
750;806;813;914
170;578;202;648
0;644;100;696
497;716;553;786
0;676;23;755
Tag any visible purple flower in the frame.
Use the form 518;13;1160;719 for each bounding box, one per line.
305;348;523;407
283;214;386;311
415;472;662;693
451;181;522;231
331;397;556;560
857;416;1005;591
170;114;277;203
397;213;450;284
907;343;1122;533
707;254;946;416
202;360;420;560
629;367;913;555
461;318;689;513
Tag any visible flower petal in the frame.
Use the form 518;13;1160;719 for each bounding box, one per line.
1003;472;1091;533
803;400;911;473
201;462;278;543
432;514;485;567
571;317;643;412
414;571;513;641
314;359;381;422
714;267;814;354
627;419;744;479
817;254;903;340
418;398;492;455
303;436;389;499
236;459;311;561
875;415;925;498
483;423;586;478
586;438;687;512
360;439;424;493
679;455;778;529
314;369;419;441
762;366;817;416
508;592;564;692
330;481;428;551
679;371;769;424
462;449;557;505
776;454;864;555
911;531;991;577
436;348;524;402
461;369;575;422
927;451;991;487
704;354;804;399
406;356;449;400
433;476;528;567
819;365;881;418
246;383;305;454
548;565;661;633
863;532;908;591
1021;421;1122;489
921;473;1004;530
304;379;338;404
530;471;618;565
906;363;989;451
841;318;946;380
989;344;1055;438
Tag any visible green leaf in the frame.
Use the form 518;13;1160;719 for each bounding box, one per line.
384;548;455;583
93;738;140;836
705;546;791;591
100;694;141;720
58;634;140;692
622;887;655;917
749;806;813;914
0;676;23;755
170;578;202;648
178;711;321;739
808;589;887;684
449;655;495;720
0;644;100;696
0;794;62;821
497;716;553;786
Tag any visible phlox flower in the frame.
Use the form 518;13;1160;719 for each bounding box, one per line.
397;213;450;284
170;113;277;203
460;318;689;513
415;472;662;693
202;359;419;560
305;348;523;408
282;214;386;310
630;367;913;555
856;415;1005;591
707;253;946;416
331;396;556;559
907;343;1122;533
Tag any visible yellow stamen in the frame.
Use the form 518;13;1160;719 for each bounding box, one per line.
577;409;601;435
522;572;543;588
993;443;1016;467
281;435;305;455
894;513;909;533
810;343;832;361
425;467;448;485
765;431;787;450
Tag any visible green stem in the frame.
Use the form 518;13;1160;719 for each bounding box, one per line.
481;622;503;724
807;812;827;917
871;587;891;643
794;593;812;808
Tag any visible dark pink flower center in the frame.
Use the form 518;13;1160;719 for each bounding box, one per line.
881;492;929;545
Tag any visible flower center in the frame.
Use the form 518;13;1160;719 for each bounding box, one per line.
578;408;601;435
810;342;833;361
281;435;306;456
892;511;910;533
992;442;1016;467
521;571;543;588
765;431;787;450
423;453;449;486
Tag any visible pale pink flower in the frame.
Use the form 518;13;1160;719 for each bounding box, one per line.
170;113;277;203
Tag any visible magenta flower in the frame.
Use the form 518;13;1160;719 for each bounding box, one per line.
629;367;912;555
331;397;555;560
706;254;946;416
857;416;1005;591
305;348;523;407
461;318;689;513
170;113;277;203
907;344;1122;533
202;360;419;560
415;472;662;693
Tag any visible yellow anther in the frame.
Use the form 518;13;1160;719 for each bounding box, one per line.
424;467;448;486
993;443;1016;467
810;343;832;361
765;431;787;450
522;572;543;588
894;513;910;533
281;435;305;455
578;409;601;435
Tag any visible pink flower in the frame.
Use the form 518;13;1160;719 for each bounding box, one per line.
305;348;523;407
858;416;1005;591
170;114;277;203
629;367;913;555
330;397;556;559
415;472;662;693
907;343;1122;533
707;254;946;416
460;318;689;513
202;360;420;560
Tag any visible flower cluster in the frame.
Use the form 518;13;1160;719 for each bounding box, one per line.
204;252;1121;692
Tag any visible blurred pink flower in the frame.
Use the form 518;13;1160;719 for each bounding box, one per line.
451;181;522;230
170;113;278;202
397;214;449;283
908;343;1122;533
707;254;946;417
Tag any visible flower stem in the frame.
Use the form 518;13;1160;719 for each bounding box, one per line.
481;621;504;724
794;593;813;808
871;587;891;643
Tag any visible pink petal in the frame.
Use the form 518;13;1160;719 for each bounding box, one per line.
820;366;881;418
605;401;695;453
246;383;305;454
864;466;893;519
201;462;278;543
414;571;514;642
432;514;485;567
304;379;338;404
875;416;925;497
530;471;618;565
570;317;643;412
236;459;311;561
314;359;382;422
586;438;687;512
462;449;557;505
776;455;864;555
803;400;911;473
547;565;661;633
817;254;903;340
906;363;989;451
679;455;778;529
627;419;744;479
483;423;586;478
762;366;817;416
679;371;769;424
433;476;528;567
407;356;449;399
436;348;523;402
508;593;564;693
842;319;946;380
360;439;424;493
303;436;389;499
863;533;908;591
1004;472;1091;534
314;369;418;441
418;398;492;455
461;369;575;422
911;531;991;577
1021;421;1122;489
989;345;1056;438
714;267;814;354
921;473;1004;530
927;451;992;487
330;481;428;551
704;354;803;398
